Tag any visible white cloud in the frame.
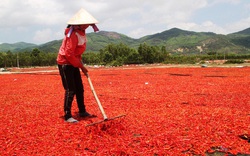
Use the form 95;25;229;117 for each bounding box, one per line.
0;0;66;28
0;0;249;44
98;0;209;38
225;17;250;33
208;0;241;6
33;28;58;43
246;3;250;9
128;28;149;39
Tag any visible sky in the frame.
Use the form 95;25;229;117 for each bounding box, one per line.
0;0;250;45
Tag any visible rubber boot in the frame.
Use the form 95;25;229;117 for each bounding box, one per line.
64;90;75;120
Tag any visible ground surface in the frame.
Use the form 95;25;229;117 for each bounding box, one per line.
1;65;249;155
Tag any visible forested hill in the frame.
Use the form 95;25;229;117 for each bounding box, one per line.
0;42;36;52
227;27;250;49
1;27;250;54
230;27;250;35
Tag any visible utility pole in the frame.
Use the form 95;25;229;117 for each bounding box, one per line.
17;53;19;68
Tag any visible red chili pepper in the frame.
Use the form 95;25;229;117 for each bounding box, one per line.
1;66;250;155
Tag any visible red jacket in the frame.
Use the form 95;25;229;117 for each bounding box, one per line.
57;28;87;69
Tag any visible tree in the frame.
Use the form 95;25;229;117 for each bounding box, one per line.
138;43;161;63
19;51;32;67
83;52;101;64
6;51;16;67
99;43;137;65
103;51;113;64
125;49;141;64
31;48;41;66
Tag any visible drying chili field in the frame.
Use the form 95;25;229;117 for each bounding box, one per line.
1;66;250;155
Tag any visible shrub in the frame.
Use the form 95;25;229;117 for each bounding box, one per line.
224;59;244;64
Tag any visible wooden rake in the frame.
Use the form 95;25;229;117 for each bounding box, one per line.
85;73;125;127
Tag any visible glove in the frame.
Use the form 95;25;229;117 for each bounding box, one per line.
81;66;88;76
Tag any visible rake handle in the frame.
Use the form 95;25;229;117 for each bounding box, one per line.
86;73;108;120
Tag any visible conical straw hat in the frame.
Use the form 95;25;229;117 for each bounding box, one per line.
67;8;98;25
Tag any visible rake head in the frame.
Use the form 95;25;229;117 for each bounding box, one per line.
85;114;126;127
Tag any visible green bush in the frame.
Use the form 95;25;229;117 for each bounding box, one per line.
224;59;245;64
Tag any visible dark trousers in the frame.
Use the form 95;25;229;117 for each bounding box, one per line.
58;65;86;120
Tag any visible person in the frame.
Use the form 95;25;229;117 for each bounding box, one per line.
57;8;99;123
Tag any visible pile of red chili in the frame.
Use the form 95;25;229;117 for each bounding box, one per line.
1;66;249;155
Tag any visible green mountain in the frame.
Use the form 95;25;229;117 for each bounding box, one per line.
139;28;215;43
227;27;250;49
0;42;36;52
86;31;136;51
1;27;250;54
37;40;63;53
138;28;217;52
136;28;250;54
230;27;250;35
